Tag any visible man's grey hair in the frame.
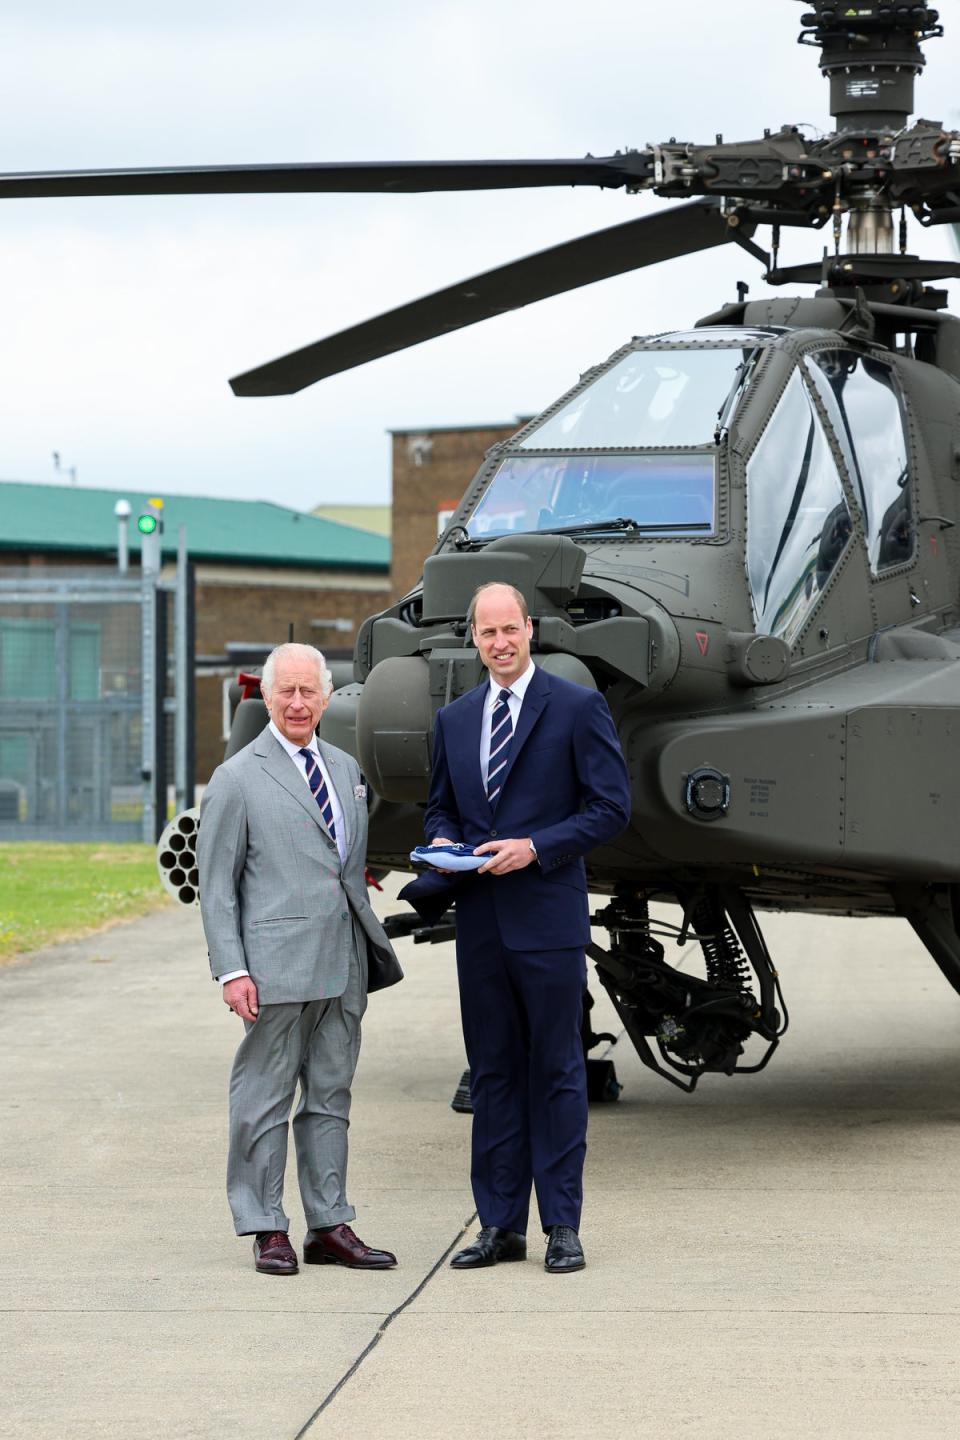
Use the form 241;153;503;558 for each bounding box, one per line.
468;582;530;628
261;643;334;701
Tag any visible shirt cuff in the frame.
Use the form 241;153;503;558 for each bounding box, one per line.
217;970;249;987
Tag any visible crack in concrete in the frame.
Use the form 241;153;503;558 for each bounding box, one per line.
294;1209;478;1437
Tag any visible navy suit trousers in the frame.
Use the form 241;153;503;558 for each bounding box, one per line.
456;901;588;1235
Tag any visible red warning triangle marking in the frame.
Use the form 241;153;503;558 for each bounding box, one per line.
695;631;709;656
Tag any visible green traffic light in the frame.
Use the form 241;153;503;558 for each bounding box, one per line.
137;513;158;535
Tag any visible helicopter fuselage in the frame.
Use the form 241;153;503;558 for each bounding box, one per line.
323;300;960;924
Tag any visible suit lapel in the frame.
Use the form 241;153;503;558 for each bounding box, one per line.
255;731;337;851
453;683;492;818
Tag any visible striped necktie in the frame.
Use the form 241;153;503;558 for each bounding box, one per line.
486;687;514;806
298;747;337;841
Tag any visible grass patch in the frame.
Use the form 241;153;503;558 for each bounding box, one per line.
0;843;168;962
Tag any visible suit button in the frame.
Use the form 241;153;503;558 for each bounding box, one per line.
340;911;348;920
490;829;498;837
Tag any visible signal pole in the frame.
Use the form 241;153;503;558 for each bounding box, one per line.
138;497;165;841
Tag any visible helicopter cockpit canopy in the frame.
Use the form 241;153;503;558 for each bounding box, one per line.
747;345;913;645
464;331;778;543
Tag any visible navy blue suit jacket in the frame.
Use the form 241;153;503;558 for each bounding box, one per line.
404;666;631;951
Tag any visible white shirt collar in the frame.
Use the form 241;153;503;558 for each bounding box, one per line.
487;659;536;703
269;719;319;758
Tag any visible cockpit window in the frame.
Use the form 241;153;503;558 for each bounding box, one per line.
517;347;755;449
747;368;853;645
804;350;912;575
465;453;715;540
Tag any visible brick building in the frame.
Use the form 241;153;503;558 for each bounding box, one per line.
388;421;528;599
1;481;390;781
1;425;529;786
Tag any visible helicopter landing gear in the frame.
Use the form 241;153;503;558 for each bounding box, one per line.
588;886;789;1093
383;904;624;1107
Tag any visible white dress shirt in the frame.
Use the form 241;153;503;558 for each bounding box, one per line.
480;660;536;789
217;721;345;986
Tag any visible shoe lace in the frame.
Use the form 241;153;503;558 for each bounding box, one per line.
258;1230;290;1249
547;1225;577;1246
331;1224;370;1252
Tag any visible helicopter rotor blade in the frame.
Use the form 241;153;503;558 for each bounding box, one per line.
230;200;755;396
0;156;643;199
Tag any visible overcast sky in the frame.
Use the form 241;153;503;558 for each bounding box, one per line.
0;0;958;513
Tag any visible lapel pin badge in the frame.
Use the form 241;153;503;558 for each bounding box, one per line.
354;783;367;801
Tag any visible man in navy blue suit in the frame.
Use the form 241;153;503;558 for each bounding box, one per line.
419;581;631;1273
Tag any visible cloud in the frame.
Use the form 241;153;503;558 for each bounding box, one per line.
0;0;956;507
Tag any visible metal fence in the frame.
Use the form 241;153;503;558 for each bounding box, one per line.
0;569;155;841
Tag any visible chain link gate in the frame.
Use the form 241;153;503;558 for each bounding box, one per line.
0;565;191;842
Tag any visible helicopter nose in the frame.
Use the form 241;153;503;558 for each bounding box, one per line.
537;603;681;693
355;656;433;802
350;598;685;804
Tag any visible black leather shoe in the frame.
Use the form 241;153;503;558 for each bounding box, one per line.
450;1226;526;1269
544;1225;585;1273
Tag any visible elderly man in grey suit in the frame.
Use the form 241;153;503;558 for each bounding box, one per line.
198;641;402;1276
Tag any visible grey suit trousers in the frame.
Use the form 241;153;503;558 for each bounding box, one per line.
226;945;368;1235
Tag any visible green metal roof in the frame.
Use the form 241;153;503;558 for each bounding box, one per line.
0;481;389;571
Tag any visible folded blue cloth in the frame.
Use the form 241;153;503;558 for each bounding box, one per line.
410;843;487;872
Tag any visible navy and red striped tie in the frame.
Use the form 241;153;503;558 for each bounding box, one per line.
299;748;337;841
486;688;514;806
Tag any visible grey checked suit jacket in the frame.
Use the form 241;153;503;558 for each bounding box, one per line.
197;729;401;1004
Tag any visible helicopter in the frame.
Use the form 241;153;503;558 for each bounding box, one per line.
21;0;960;1091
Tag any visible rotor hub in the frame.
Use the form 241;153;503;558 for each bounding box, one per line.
846;188;895;254
799;1;942;132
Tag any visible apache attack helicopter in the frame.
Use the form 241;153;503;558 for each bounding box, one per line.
18;0;960;1090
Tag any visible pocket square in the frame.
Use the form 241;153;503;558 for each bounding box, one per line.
354;783;367;800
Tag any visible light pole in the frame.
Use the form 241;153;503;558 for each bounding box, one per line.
113;498;131;575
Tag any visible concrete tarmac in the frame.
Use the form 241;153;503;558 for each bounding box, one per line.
2;874;959;1440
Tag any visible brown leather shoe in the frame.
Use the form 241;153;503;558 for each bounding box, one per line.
303;1223;397;1269
253;1231;299;1275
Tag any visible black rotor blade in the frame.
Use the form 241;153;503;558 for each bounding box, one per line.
768;254;960;285
230;200;753;397
0;156;641;199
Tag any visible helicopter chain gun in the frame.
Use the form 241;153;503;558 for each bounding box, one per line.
8;0;960;1090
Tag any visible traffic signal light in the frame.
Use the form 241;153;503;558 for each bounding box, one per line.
138;497;164;573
